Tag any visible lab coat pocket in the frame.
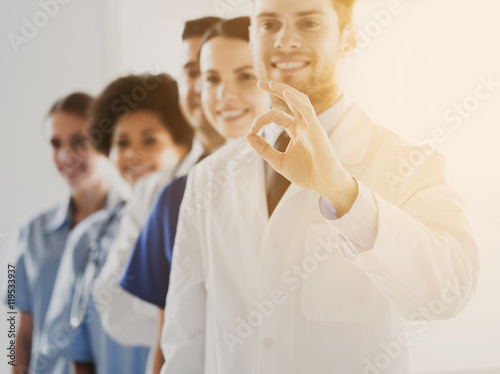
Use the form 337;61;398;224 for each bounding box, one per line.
300;224;378;323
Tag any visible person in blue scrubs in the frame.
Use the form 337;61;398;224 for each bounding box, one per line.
40;73;194;374
1;92;113;374
120;17;271;372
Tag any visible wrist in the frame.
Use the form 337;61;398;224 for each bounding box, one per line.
320;176;358;217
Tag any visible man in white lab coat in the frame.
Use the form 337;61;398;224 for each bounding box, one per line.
161;0;479;373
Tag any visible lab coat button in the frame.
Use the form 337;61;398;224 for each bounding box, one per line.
350;222;359;231
262;338;274;349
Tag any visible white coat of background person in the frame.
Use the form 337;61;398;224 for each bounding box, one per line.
160;0;479;373
91;17;224;350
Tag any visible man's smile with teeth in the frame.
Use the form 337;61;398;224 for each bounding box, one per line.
272;58;310;71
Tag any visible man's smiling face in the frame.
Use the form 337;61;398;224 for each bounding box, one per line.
250;0;351;111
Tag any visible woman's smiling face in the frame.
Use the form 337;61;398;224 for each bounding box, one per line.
109;110;183;185
200;36;270;140
49;111;103;191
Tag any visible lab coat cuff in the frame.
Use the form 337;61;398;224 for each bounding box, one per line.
319;181;378;259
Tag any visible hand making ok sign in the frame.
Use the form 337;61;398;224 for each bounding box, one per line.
246;80;358;217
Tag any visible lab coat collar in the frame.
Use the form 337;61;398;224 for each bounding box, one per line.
280;95;373;167
327;103;374;167
176;136;206;177
317;95;352;136
263;95;351;147
264;95;372;166
43;199;72;234
235;142;269;222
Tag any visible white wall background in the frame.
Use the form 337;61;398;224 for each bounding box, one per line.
1;0;499;373
0;0;115;371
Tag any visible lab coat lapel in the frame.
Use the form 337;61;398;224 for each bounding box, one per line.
233;141;269;222
329;104;374;168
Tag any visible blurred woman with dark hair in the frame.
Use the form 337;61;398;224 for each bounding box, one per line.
88;73;193;185
40;73;193;374
2;92;113;374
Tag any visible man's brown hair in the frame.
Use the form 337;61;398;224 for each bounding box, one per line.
251;0;357;31
333;0;357;31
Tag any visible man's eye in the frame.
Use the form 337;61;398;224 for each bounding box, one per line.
144;137;157;146
301;20;319;29
260;21;279;31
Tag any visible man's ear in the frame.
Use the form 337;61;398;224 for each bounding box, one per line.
340;23;359;59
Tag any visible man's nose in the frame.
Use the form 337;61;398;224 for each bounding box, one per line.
274;24;302;51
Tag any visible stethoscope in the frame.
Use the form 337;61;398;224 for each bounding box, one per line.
69;201;125;329
69;152;193;329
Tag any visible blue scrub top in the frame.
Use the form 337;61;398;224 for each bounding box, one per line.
1;200;72;374
120;175;188;308
41;199;149;374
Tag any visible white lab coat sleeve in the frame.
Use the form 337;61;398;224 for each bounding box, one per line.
92;178;158;347
324;152;479;321
161;172;206;374
318;183;378;257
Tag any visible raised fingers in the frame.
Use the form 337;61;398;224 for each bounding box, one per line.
248;107;296;137
259;80;311;105
283;89;317;127
258;81;284;100
245;133;285;173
